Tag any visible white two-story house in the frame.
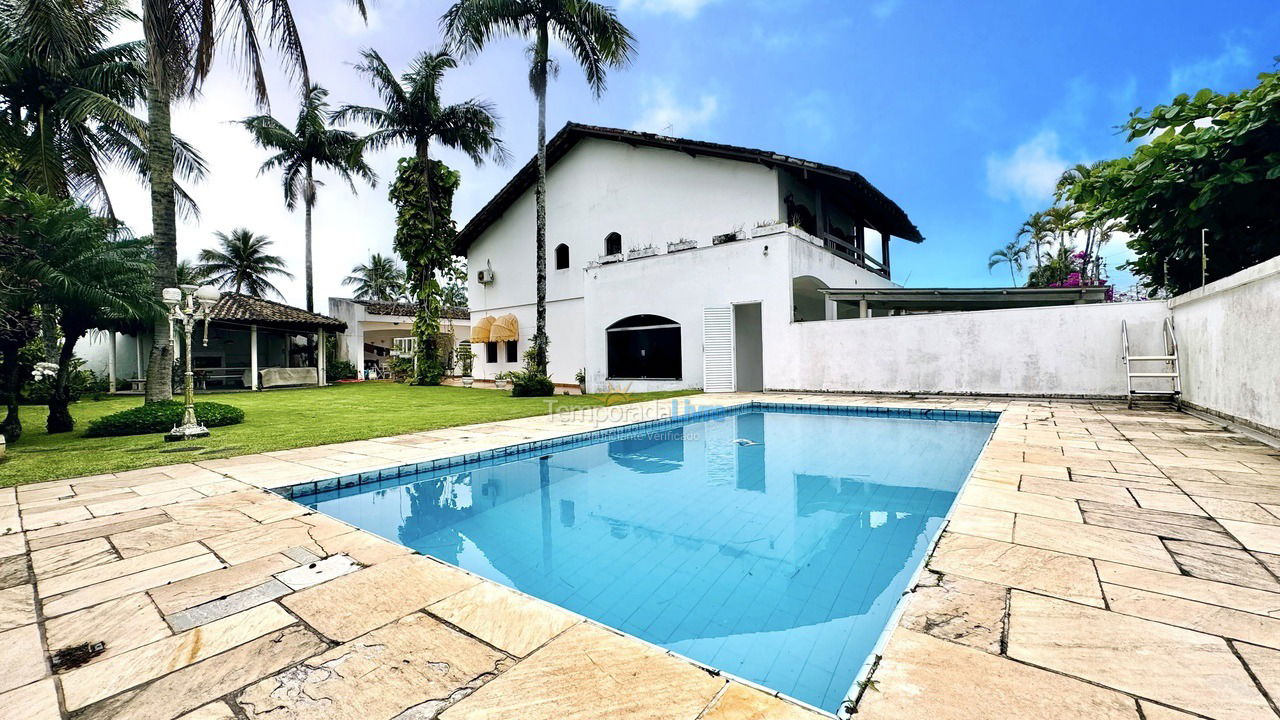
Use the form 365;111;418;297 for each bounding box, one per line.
457;123;923;393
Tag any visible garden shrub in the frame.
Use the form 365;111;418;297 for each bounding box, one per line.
509;370;555;397
83;400;245;437
327;359;358;382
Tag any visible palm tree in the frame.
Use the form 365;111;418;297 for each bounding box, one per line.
241;84;375;312
175;258;210;286
5;192;155;433
198;229;293;299
443;0;635;375
1017;210;1052;269
0;0;205;210
343;253;406;301
137;0;368;402
988;241;1028;286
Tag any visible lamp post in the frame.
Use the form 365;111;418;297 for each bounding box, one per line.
162;284;221;441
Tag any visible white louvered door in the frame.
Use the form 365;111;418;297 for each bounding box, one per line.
702;306;735;392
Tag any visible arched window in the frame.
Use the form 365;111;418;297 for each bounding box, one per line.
792;275;829;322
554;243;570;269
607;314;681;379
604;232;622;256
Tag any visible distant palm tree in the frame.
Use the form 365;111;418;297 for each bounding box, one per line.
241;84;375;312
175;259;210;287
443;0;635;375
198;229;293;299
1017;211;1052;269
988;241;1028;286
343;253;406;301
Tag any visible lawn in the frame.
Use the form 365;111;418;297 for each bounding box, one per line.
0;383;699;487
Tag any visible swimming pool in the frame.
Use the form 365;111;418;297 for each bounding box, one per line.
285;403;996;712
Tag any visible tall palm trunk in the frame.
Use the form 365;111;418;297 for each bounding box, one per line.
0;345;23;442
142;29;176;403
304;167;315;313
532;20;550;375
46;326;83;433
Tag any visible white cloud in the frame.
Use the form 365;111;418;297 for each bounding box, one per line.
870;0;903;19
985;130;1071;208
631;82;718;136
618;0;720;19
1169;43;1250;94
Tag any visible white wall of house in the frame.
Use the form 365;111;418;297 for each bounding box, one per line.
580;229;893;393
770;300;1170;397
1170;254;1280;435
466;138;783;384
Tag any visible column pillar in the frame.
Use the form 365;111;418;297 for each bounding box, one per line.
107;331;117;393
317;328;326;387
250;325;259;391
858;299;869;319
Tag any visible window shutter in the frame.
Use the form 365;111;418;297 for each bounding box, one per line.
702;306;734;393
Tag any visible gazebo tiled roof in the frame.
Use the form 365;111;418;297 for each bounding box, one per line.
358;300;469;321
211;293;347;333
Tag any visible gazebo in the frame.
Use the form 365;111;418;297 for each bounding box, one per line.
100;293;348;392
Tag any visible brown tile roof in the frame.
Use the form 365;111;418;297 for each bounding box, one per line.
358;300;469;321
211;293;347;333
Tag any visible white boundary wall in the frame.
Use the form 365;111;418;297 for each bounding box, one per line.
769;301;1170;398
1170;254;1280;435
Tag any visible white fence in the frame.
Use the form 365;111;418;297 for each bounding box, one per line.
769;255;1280;435
1171;255;1280;435
770;300;1169;398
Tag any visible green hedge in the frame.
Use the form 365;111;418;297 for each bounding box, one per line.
83;401;245;438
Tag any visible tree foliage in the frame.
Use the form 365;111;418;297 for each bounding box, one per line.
390;157;460;386
198;228;293;298
343;253;406;302
1059;71;1280;294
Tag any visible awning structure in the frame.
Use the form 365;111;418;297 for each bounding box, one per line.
470;316;495;343
821;286;1111;316
490;314;519;342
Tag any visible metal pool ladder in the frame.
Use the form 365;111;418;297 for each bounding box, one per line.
1122;317;1182;410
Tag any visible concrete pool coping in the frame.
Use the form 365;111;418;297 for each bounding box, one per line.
5;392;1280;719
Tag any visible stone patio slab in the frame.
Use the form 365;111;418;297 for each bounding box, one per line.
440;622;725;720
855;628;1138;720
0;678;60;720
929;533;1104;607
699;683;825;720
1013;514;1180;571
283;554;478;642
428;578;582;657
60;601;295;710
1007;591;1271;720
237;611;507;719
75;626;326;720
44;592;170;668
148;552;296;615
0;583;35;631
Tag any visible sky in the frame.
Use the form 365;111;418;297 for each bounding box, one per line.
102;0;1280;308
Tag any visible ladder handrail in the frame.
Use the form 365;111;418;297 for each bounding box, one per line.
1121;320;1133;403
1164;316;1182;399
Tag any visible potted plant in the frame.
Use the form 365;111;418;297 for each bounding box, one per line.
458;346;474;388
575;368;587;394
494;371;510;390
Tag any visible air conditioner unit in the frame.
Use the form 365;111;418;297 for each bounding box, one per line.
477;268;495;284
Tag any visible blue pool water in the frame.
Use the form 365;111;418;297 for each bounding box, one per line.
291;406;994;711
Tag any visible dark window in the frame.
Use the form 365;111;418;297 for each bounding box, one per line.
485;342;497;363
555;243;570;269
607;314;681;379
505;340;518;363
604;232;622;256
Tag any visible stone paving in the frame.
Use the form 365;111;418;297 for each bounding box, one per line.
2;393;1279;719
